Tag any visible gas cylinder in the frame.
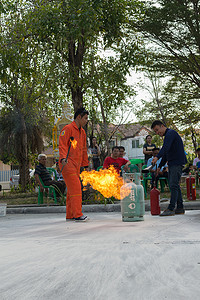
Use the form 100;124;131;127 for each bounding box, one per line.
121;173;145;222
150;187;160;215
186;175;196;201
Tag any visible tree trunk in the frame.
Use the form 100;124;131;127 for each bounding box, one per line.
68;36;86;111
191;126;197;151
18;114;30;191
95;89;110;157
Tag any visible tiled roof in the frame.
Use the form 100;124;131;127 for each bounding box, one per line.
108;123;152;139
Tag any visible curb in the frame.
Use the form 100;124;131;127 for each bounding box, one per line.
5;200;200;214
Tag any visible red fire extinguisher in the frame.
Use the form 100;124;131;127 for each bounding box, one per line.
186;174;196;201
150;164;161;215
150;186;161;215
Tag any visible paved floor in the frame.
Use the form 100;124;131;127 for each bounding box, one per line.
0;211;200;300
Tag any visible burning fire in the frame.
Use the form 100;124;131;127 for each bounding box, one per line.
70;138;77;149
80;165;131;200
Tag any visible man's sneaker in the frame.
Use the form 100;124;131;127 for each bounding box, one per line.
74;215;88;222
175;208;185;215
160;209;175;216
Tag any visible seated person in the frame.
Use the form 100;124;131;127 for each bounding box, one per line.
182;163;193;175
103;146;131;174
193;148;200;170
147;147;168;189
35;154;66;198
118;146;129;160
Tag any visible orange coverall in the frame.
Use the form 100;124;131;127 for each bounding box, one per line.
59;121;88;219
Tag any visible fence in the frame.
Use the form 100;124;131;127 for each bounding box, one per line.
0;170;19;182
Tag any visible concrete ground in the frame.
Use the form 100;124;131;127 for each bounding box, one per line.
0;211;200;300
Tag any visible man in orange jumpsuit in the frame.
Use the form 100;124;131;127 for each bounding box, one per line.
59;107;89;221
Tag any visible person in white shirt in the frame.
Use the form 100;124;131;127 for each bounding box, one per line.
119;146;129;161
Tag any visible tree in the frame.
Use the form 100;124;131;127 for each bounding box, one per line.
133;0;200;87
25;0;141;111
86;54;135;156
134;72;200;151
0;2;63;190
129;0;200;149
0;0;145;188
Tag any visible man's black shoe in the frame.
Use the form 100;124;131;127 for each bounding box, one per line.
160;209;175;216
175;208;185;215
74;215;88;222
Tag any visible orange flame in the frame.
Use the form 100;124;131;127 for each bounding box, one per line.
80;165;131;200
70;138;77;149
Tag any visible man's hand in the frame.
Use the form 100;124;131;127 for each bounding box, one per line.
61;159;67;167
123;163;129;172
152;157;158;165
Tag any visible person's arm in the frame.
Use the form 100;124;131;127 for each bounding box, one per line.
96;145;101;156
147;158;152;167
143;144;155;156
81;130;89;168
158;154;167;169
59;125;71;162
143;144;150;155
122;159;131;172
157;130;176;159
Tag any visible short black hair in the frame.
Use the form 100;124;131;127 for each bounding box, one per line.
112;146;119;152
151;120;165;129
74;107;89;119
118;146;125;151
152;147;160;151
146;134;152;139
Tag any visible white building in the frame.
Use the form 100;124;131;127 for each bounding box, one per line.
109;124;152;160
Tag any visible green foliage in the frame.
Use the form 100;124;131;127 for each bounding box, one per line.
134;0;200;84
0;0;145;188
0;3;65;189
134;70;200;152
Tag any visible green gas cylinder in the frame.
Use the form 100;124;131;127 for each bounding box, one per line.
120;172;145;222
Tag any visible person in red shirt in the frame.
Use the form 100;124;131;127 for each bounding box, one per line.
59;107;89;221
103;146;131;174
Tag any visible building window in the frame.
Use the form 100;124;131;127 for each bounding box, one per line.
109;140;115;148
132;140;139;148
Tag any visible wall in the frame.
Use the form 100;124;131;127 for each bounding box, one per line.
121;136;145;159
0;161;10;171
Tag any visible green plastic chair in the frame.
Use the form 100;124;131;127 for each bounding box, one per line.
141;165;152;198
97;166;103;171
37;167;60;204
47;167;58;180
157;176;170;193
142;165;169;194
130;158;145;165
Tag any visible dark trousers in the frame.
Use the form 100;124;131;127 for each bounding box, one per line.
168;165;183;210
44;180;66;196
151;171;168;189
